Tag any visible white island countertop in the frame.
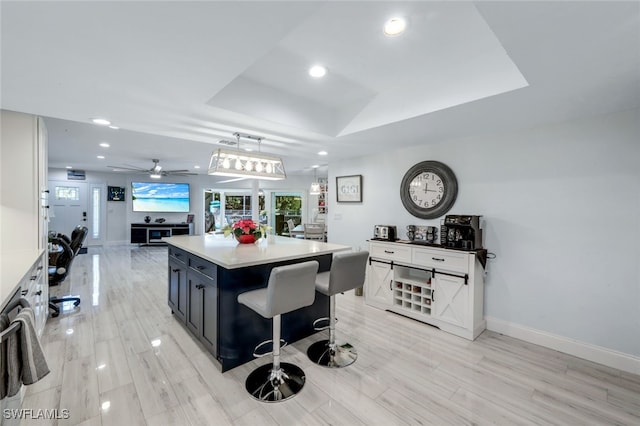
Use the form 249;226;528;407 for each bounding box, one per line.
163;234;351;269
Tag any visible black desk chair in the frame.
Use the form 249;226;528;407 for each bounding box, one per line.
48;231;84;317
70;225;88;255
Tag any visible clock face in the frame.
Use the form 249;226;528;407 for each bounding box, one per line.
400;161;458;219
409;172;445;209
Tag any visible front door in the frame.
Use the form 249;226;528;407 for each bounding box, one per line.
49;180;88;240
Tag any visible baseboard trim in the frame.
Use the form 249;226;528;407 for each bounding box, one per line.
485;316;640;375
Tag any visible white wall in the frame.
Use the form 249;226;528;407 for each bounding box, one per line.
328;108;640;359
48;169;318;243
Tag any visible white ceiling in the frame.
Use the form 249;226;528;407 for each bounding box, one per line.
1;1;639;177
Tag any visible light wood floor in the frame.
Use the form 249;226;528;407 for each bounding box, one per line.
22;245;640;425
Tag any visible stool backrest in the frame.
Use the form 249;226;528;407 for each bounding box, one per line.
329;251;369;294
267;260;319;317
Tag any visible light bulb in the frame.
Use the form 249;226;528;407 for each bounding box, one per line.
266;163;273;173
255;162;263;173
384;18;407;36
245;161;253;172
222;158;230;169
235;159;242;170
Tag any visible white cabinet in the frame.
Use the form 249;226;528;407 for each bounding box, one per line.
432;274;468;329
0;110;49;254
0;110;49;424
21;253;49;337
365;241;485;340
365;259;394;309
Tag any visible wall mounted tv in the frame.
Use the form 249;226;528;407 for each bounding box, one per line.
131;182;190;213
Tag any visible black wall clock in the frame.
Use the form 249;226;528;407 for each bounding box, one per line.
400;161;458;219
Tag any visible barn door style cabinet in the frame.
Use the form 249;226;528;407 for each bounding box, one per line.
365;241;486;340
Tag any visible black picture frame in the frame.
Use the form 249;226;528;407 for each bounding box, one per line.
336;175;363;203
108;186;126;201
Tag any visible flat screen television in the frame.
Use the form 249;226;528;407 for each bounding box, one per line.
131;182;190;213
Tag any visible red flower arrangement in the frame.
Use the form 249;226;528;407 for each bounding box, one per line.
225;219;263;244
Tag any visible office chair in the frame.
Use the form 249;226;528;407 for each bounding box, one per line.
69;225;88;255
48;234;82;317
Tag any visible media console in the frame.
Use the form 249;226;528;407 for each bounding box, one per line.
130;223;193;245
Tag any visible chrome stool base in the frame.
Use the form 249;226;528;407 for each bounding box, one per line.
307;339;357;368
245;362;306;402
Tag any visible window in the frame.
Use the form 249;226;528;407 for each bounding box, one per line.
55;186;79;200
91;187;101;239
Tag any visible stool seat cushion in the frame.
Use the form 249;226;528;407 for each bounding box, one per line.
237;288;270;318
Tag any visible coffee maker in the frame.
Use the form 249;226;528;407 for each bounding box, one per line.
440;215;482;250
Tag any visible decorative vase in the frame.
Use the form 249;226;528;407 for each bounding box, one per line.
235;234;256;244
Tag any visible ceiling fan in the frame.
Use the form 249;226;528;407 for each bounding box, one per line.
108;159;197;178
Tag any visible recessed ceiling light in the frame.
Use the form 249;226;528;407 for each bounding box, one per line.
384;17;407;36
194;165;201;169
318;151;328;156
97;155;105;159
312;164;320;168
91;118;111;126
309;65;327;78
108;125;119;130
65;166;72;169
99;142;110;148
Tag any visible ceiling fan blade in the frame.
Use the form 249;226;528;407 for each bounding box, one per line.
108;165;148;172
163;169;191;173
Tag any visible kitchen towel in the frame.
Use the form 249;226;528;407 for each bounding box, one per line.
1;306;50;398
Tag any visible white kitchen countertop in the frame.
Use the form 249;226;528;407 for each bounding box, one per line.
163;234;350;269
1;248;44;311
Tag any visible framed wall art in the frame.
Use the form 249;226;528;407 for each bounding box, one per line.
107;186;126;201
336;175;362;203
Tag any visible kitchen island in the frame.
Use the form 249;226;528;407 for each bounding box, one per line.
163;234;351;372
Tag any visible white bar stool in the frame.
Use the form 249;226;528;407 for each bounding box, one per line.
237;260;319;402
307;251;369;368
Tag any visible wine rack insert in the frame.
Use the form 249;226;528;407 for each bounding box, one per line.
392;265;433;316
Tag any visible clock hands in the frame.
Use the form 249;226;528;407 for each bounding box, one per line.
422;183;437;193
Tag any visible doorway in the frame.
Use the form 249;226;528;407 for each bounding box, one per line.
202;190;267;233
272;192;303;236
49;180;105;246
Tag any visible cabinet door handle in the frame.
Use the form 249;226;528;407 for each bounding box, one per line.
195;284;205;290
384;250;394;254
432;257;445;262
389;280;393;291
37;266;43;270
196;265;206;271
35;290;42;296
21;289;29;296
172;268;181;273
30;275;38;280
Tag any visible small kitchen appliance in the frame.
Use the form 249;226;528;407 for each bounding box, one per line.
440;215;482;249
373;225;397;241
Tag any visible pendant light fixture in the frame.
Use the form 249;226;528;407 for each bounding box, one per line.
309;167;321;195
208;133;286;180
